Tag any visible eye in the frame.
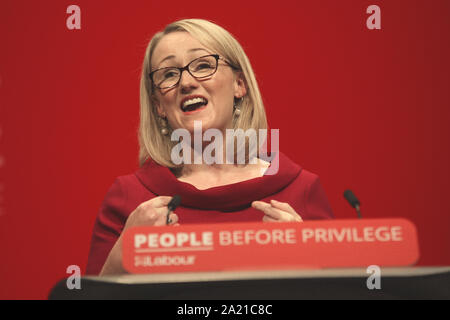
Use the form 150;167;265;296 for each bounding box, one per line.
197;62;213;69
191;59;215;72
162;69;179;79
193;64;212;72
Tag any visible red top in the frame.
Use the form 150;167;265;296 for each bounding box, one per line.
86;152;334;275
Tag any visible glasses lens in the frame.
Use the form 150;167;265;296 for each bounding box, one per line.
153;68;180;88
151;55;218;89
189;55;218;78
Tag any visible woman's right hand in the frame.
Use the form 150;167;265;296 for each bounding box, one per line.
123;196;180;231
99;196;179;276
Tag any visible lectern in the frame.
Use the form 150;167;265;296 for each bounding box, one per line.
50;219;450;300
49;267;450;299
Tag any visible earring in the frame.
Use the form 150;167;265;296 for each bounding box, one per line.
160;117;169;135
234;97;243;117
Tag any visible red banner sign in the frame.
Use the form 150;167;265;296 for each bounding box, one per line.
122;219;419;274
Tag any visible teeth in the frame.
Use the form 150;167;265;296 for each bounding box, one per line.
182;97;206;108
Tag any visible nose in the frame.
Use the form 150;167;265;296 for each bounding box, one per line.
179;69;198;93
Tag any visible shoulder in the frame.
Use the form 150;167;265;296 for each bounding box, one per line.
101;172;157;216
290;167;325;197
107;172;153;194
102;174;136;203
298;168;319;183
295;170;334;219
278;152;319;187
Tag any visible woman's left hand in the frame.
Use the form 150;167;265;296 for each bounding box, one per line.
252;200;303;223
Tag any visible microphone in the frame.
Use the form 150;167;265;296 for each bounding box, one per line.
343;190;362;219
166;195;182;225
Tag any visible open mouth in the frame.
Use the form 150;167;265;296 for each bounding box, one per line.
180;96;208;113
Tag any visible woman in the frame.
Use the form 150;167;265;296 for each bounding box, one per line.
86;19;334;275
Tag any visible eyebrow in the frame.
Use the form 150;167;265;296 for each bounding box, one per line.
155;48;210;68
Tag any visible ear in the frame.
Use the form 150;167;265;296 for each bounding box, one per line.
151;94;166;118
234;72;247;99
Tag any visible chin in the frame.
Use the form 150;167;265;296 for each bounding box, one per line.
181;117;221;133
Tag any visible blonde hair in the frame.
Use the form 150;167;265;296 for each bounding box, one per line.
139;19;267;167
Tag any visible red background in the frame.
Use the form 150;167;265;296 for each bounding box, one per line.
1;0;449;299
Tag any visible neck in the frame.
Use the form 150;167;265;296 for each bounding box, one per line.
174;123;269;184
180;140;246;178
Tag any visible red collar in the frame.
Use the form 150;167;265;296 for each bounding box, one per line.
135;152;301;211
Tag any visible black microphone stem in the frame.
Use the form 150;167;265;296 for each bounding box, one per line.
355;204;362;219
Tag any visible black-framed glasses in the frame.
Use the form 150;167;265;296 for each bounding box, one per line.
149;54;229;89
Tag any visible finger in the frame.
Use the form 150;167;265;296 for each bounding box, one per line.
252;200;271;210
152;212;169;226
262;215;278;223
140;207;174;226
262;207;285;220
252;201;271;214
252;201;284;220
166;213;179;225
270;200;303;221
143;206;168;221
270;200;295;214
147;196;172;208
